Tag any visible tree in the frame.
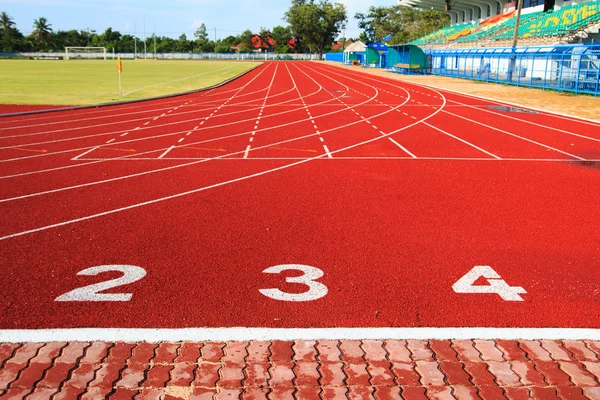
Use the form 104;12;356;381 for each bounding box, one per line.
257;27;273;52
271;25;293;53
32;17;52;43
284;0;347;59
175;33;191;52
194;22;213;52
355;5;449;44
0;11;25;52
1;11;15;32
238;29;254;49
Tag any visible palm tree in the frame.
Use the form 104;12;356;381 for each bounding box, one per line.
0;12;16;32
32;17;52;42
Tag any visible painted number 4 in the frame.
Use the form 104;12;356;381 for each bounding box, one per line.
453;265;526;301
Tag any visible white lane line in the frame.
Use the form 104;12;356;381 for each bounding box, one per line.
386;135;417;158
0;70;327;159
0;62;419;230
153;117;159;121
1;327;597;342
186;132;192;136
319;137;324;142
106;139;115;144
336;64;600;150
441;111;585;160
143;122;150;126
323;145;332;158
243;145;251;159
71;146;98;161
178;138;185;143
160;113;167;117
249;137;254;142
158;146;175;159
120;133;129;137
2;63;387;200
423;121;501;160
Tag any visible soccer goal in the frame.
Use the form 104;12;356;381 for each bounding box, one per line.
65;47;107;60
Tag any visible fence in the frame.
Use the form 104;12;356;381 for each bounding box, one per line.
0;51;320;61
424;44;600;95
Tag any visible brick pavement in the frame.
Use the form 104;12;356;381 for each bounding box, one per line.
0;340;599;399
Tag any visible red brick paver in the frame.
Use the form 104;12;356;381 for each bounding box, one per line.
0;340;598;399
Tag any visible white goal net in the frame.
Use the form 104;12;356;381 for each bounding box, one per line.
65;47;107;60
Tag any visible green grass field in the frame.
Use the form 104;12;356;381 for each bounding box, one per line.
0;59;261;106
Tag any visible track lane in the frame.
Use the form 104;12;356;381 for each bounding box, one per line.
1;61;598;334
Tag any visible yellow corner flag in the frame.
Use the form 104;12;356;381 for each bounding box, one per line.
117;54;123;97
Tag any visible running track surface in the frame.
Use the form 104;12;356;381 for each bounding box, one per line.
1;61;599;331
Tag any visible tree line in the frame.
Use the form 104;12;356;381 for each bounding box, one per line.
1;2;449;56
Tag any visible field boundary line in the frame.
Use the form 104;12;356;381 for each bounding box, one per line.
0;327;598;342
0;62;263;119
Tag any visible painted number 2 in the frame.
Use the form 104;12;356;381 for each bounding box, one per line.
452;265;526;301
259;264;328;302
55;265;147;302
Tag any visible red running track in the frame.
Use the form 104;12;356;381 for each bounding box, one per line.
0;61;599;330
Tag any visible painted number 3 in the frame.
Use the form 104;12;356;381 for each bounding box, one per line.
259;264;328;302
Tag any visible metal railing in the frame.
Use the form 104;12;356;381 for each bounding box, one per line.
423;44;600;95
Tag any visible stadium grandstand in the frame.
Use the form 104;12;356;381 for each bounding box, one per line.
401;0;600;47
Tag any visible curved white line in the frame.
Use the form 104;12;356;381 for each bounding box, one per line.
0;62;439;240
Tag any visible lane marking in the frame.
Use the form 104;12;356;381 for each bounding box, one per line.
243;145;251;159
323;145;332;158
71;146;98;161
387;136;417;159
1;62;409;205
120;133;129;137
106;139;115;144
0;328;597;342
157;146;175;159
178;138;185;143
423;121;501;160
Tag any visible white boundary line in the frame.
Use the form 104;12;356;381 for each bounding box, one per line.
0;327;598;342
72;157;600;162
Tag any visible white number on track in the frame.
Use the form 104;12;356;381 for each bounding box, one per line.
55;265;146;302
259;264;328;302
452;265;526;301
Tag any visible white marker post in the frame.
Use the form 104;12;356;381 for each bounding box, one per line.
116;54;123;97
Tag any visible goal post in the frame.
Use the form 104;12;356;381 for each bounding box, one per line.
65;47;107;60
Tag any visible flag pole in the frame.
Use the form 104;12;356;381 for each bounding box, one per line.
117;53;123;97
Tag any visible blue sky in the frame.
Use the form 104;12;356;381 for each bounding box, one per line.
0;0;395;40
